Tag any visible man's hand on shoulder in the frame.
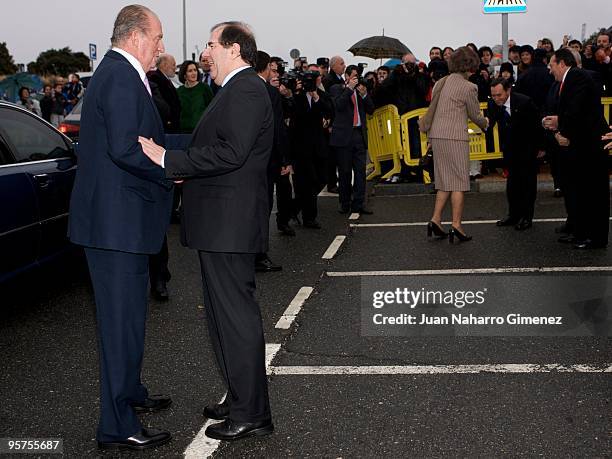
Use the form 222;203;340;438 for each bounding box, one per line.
138;136;165;167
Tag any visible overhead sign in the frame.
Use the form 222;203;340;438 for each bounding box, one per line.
89;43;97;60
483;0;527;14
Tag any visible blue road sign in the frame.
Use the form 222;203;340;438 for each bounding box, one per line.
483;0;527;14
89;43;97;60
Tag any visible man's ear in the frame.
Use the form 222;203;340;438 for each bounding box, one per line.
232;43;241;60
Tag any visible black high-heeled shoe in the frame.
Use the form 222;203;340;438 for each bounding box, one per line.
427;221;447;239
449;226;472;243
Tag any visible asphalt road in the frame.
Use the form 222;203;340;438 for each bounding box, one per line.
1;189;610;457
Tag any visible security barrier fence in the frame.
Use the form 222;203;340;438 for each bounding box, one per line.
366;97;612;185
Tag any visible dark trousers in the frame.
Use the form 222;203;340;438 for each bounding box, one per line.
198;251;271;422
559;152;579;233
294;153;321;222
273;173;293;227
84;247;149;442
325;131;338;190
335;129;367;211
149;235;170;285
506;160;537;221
574;153;610;244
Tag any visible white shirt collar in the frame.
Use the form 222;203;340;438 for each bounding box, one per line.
503;96;511;114
222;65;251;87
561;67;571;85
112;47;147;82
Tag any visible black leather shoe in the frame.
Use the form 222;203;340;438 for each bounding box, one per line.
98;428;172;450
553;188;563;198
277;223;296;236
131;395;172;413
303;220;321;229
558;234;576;244
203;399;230;420
574;239;608;250
496;217;517;227
338;207;350;214
151;280;169;301
255;258;282;272
515;219;533;231
205;419;274;441
353;208;373;215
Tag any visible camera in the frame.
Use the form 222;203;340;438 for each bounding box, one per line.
280;70;299;91
355;62;369;88
301;70;320;92
280;69;321;92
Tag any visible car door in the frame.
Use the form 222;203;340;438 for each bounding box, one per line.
0;105;76;266
0;129;41;282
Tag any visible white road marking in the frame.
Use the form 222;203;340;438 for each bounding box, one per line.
326;266;612;277
322;236;346;259
184;343;282;458
351;217;612;228
268;364;612;375
349;213;360;220
275;287;314;329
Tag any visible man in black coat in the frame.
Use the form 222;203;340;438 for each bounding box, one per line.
146;53;181;299
322;55;346;91
254;50;292;273
139;21;274;441
543;48;610;249
489;78;543;230
329;64;375;214
290;68;333;227
146;53;181;133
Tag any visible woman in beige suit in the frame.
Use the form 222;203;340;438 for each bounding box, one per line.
420;47;488;242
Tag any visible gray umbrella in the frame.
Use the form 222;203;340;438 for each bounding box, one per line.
348;35;411;60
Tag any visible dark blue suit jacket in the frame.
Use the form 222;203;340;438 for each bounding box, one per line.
69;50;173;254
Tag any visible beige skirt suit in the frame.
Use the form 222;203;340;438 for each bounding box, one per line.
427;73;488;191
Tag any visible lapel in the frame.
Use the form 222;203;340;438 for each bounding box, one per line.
106;51;164;132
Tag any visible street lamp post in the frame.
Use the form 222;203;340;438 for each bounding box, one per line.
182;0;187;62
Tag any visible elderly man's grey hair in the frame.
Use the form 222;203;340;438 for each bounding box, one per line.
110;4;155;46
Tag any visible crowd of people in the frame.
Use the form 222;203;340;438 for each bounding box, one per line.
13;73;84;127
24;1;608;450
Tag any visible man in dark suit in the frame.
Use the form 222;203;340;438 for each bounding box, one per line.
199;50;221;96
254;50;291;273
329;64;375;214
68;5;173;450
489;77;542;230
543;48;610;249
139;21;274;441
322;55;346;91
146;53;181;300
147;53;181;133
291;65;333;227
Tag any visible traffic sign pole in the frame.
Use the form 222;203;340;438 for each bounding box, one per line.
502;13;508;63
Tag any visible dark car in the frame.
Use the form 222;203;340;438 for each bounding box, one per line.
0;101;77;283
59;97;82;141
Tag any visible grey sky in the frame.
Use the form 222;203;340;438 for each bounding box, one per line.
3;0;611;71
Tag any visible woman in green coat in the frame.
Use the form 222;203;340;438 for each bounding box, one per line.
177;60;214;133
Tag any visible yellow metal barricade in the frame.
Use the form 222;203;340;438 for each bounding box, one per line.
603;97;611;125
367;98;612;184
365;105;403;180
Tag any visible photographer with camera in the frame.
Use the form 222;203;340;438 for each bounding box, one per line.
329;64;375;214
284;65;333;228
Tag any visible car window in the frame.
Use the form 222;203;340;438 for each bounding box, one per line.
71;99;83;115
0;107;71;163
